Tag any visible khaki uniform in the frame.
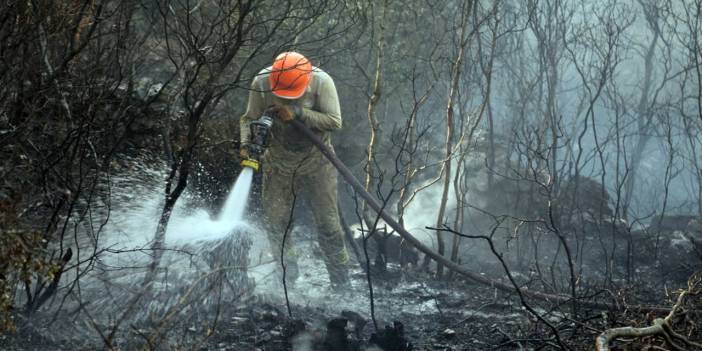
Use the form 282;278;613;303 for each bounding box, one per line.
240;66;349;284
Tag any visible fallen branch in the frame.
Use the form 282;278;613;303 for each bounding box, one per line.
595;278;702;351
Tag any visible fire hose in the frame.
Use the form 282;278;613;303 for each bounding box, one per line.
291;120;676;314
240;114;670;313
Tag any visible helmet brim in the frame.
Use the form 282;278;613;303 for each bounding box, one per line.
271;86;307;99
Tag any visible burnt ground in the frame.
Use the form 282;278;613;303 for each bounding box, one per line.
1;265;688;351
194;272;687;351
1;232;700;351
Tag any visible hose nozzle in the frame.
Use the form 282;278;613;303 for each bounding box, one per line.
240;158;260;172
240;114;273;171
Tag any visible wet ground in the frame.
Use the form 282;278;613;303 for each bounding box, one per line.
0;266;693;350
2;228;698;350
158;269;605;350
0;246;581;351
161;239;608;350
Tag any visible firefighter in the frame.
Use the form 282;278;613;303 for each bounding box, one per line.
239;52;350;289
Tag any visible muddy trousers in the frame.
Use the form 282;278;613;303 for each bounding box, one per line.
262;164;349;285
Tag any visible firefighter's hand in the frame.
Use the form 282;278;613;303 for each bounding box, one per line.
239;144;250;160
266;105;301;123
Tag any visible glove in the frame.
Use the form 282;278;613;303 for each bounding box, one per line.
239;144;250;160
266;105;301;123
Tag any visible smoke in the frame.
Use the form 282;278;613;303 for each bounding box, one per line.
401;181;451;248
400;155;487;246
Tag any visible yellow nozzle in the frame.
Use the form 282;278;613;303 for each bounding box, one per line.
240;159;260;172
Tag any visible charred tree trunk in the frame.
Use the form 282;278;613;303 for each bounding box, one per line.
433;1;472;278
622;0;660;219
363;0;388;219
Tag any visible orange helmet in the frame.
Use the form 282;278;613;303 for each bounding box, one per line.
269;52;313;99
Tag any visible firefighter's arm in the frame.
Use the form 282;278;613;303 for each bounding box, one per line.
240;77;265;145
299;73;342;131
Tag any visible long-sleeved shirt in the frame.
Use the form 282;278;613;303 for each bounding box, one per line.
239;66;342;175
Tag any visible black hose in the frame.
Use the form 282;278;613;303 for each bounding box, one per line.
290;121;508;284
291;119;670;313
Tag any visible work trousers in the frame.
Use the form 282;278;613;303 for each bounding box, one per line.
261;163;349;284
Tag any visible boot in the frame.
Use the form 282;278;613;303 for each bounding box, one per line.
328;266;350;292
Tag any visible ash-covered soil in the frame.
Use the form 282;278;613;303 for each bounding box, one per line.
1;230;697;351
1;251;667;351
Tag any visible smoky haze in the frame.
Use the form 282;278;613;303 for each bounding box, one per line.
1;0;701;349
